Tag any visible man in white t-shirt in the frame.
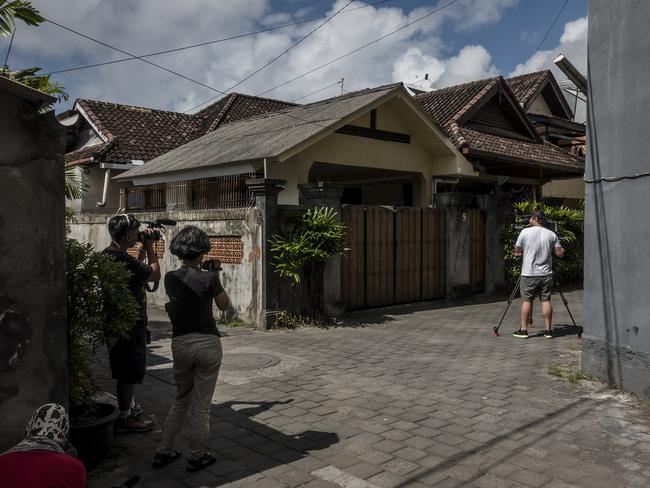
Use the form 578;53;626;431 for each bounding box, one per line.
512;211;564;339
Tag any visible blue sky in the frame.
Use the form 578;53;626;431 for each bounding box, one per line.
1;0;588;113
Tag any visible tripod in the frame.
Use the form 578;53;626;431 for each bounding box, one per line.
493;276;582;338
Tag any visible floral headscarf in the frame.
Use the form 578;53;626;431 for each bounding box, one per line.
3;403;69;454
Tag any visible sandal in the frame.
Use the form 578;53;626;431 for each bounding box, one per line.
152;450;181;469
186;452;216;473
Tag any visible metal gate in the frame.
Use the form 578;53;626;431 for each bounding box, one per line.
341;206;445;310
468;209;486;293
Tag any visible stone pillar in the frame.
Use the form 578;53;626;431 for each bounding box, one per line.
246;178;286;329
298;182;345;315
0;80;66;450
435;192;473;299
476;194;509;293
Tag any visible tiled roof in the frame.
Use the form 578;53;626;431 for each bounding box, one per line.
119;84;403;180
64;141;112;165
415;75;583;174
505;70;551;107
67;94;295;165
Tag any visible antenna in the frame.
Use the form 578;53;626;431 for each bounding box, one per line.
554;54;587;95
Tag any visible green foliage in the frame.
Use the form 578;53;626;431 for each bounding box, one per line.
270;207;346;284
0;0;44;36
502;200;584;285
548;363;592;384
64;166;87;200
272;310;335;329
2;65;69;103
66;238;139;415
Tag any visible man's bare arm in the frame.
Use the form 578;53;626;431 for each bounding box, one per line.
214;291;230;311
554;246;565;258
514;246;523;257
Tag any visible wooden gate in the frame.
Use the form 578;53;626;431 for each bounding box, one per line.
468;209;486;293
341;206;446;310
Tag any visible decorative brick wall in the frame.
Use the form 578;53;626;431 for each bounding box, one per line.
205;236;244;264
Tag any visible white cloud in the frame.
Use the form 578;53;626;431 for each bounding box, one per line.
1;0;519;112
509;16;588;78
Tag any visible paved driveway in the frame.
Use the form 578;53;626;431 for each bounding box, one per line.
92;290;650;488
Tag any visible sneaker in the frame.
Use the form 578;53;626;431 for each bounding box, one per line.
513;329;529;338
153;449;181;469
115;414;154;433
544;329;554;339
131;403;144;418
186;452;217;473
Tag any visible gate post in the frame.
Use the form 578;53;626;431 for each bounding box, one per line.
476;194;509;293
246;178;286;329
298;182;345;315
435;192;473;299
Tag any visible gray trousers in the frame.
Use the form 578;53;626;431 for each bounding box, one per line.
158;333;222;458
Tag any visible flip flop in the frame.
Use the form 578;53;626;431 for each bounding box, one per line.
152;450;181;469
186;452;216;473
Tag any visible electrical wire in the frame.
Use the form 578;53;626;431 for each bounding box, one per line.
254;0;461;98
532;0;568;54
45;0;391;76
184;0;356;113
44;18;228;95
584;172;650;184
290;79;343;102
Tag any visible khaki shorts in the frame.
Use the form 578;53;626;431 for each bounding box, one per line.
520;275;553;301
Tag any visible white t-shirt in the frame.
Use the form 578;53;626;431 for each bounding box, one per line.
515;226;561;276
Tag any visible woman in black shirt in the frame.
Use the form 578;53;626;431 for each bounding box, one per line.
153;226;229;472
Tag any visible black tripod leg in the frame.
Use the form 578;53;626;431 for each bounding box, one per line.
494;276;521;335
556;287;582;337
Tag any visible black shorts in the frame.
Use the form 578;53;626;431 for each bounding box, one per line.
109;319;147;384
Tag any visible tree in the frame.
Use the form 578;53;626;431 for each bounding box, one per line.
0;0;43;37
2;65;69;102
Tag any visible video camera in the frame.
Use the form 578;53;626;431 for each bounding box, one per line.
137;218;176;243
510;212;559;234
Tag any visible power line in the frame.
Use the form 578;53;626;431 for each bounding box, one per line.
290;79;343;102
44;18;227;95
224;0;354;94
45;0;391;76
532;0;568;55
183;0;357;114
255;0;461;98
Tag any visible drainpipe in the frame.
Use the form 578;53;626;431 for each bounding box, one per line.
263;158;267;178
96;168;111;207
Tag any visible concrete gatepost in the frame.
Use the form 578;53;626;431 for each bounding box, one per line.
0;78;67;450
246;178;286;329
435;192;473;299
476;194;509;293
298;182;345;315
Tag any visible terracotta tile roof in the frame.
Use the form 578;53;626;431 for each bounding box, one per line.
416;74;583;175
67;94;295;165
505;70;551;107
64;141;113;165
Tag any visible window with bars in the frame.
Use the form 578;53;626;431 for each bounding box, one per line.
121;173;256;212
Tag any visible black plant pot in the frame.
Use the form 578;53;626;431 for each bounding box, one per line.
69;402;119;469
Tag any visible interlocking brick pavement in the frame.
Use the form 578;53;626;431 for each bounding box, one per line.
89;290;650;487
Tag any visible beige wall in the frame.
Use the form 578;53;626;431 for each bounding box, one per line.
268;96;473;206
542;177;585;200
528;94;553;116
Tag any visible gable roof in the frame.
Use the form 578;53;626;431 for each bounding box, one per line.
118;83;437;183
506;70;573;119
416;75;583;176
64;94;295;165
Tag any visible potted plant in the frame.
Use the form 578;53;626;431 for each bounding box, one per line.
65;236;139;467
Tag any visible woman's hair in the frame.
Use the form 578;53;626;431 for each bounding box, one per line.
108;213;140;240
169;226;211;260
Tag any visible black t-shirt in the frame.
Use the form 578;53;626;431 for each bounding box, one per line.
164;267;224;337
102;248;152;320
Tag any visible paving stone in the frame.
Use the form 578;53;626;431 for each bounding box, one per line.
393;446;428;462
382;458;421;475
366;470;409;487
508;469;551;487
344;462;385;479
358;449;395;465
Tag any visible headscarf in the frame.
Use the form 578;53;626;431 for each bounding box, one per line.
3;403;69;454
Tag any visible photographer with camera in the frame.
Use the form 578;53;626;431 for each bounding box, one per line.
512;211;564;339
103;213;161;432
152;226;229;473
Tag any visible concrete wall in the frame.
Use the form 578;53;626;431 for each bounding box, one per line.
582;0;650;398
0;87;67;449
69;208;264;325
542;178;585;201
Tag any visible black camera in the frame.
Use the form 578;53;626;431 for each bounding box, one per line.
200;259;223;272
137;218;176;243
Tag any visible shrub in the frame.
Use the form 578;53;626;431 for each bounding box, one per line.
270;207;346;314
66;238;139;416
502;201;584;285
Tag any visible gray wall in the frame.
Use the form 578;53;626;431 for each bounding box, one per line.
69;208;264;326
0;87;67;449
582;0;650;398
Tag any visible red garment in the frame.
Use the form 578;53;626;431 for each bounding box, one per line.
0;450;86;488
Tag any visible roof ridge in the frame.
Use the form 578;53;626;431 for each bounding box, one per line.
415;76;500;99
75;98;194;118
453;77;501;121
505;70;550;82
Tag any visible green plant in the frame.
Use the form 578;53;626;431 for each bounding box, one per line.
502;200;584;285
548;363;592;384
0;0;43;36
66;238;139;416
270;207;346;315
2;65;69;103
